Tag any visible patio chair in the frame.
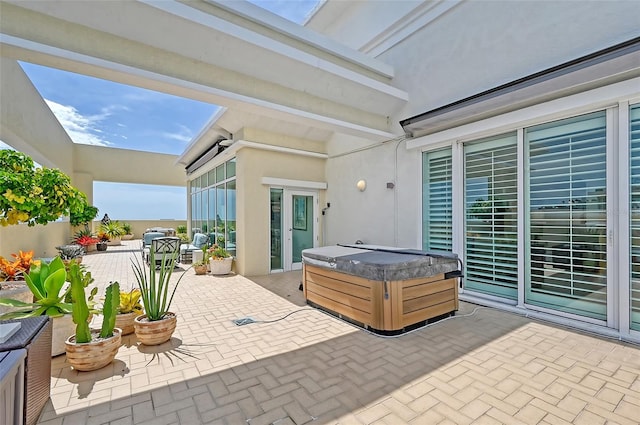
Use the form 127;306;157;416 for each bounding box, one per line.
141;231;165;262
149;237;181;269
179;232;209;263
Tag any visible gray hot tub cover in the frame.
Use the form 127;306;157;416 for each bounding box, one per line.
302;244;459;281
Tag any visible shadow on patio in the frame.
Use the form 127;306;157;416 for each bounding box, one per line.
37;241;640;424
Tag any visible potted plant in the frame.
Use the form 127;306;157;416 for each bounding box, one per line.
193;260;208;275
131;248;187;345
208;244;233;275
121;222;134;240
65;269;121;372
0;250;37;315
96;232;109;251
0;257;77;355
0;150;89;227
74;234;100;253
111;285;143;335
55;244;85;265
100;221;125;246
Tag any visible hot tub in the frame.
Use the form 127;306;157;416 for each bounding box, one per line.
302;245;461;334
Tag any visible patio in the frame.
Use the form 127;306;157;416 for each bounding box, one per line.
37;240;640;424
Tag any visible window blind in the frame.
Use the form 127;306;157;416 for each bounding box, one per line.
526;111;607;320
464;134;518;299
630;104;640;330
422;148;453;251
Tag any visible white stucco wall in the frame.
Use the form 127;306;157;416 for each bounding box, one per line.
322;0;640;250
235;146;325;276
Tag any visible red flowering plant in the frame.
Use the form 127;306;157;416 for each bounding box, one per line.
75;235;99;247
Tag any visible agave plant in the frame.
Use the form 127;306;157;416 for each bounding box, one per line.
131;249;187;321
100;221;125;239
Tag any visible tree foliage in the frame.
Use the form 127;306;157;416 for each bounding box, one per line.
0;150;89;226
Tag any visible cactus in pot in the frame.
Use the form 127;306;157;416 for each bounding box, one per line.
65;267;122;371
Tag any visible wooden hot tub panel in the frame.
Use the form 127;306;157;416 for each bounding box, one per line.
303;264;459;332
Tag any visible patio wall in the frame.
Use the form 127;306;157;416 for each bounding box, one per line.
0;221;70;259
0;219;186;259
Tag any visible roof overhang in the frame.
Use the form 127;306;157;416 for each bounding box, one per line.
400;37;640;139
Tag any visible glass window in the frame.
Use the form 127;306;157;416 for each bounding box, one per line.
208;169;216;186
525;111;607;320
208;187;216;244
464;133;518;299
201;173;208;188
227;157;236;178
215;183;226;246
270;189;283;270
216;164;225;183
201;190;208;234
226;180;236;256
422;148;453;251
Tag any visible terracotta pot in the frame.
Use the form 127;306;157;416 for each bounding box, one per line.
107;236;122;246
65;328;122;371
134;312;176;345
209;257;233;275
194;264;208;275
115;311;138;335
121;234;134;240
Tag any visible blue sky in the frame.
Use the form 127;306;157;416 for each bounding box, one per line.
2;0;320;221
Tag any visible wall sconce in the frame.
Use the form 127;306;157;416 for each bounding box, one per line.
356;179;367;192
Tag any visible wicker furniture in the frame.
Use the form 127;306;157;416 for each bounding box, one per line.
0;316;52;425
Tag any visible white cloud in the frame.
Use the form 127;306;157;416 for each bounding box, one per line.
45;99;113;147
160;124;193;143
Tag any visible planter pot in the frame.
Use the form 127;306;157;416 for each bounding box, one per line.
115;311;138;335
209;257;233;275
193;264;208;275
0;281;33;316
84;243;97;252
97;242;108;251
134;312;176;345
107;236;122;246
52;314;76;356
121;234;134;240
65;328;122;371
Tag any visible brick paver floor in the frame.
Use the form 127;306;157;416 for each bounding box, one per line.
37;241;640;424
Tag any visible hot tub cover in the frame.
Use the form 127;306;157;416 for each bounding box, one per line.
302;244;459;281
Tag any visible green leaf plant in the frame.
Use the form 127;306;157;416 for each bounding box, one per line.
0;257;72;319
131;248;188;321
0;150;90;227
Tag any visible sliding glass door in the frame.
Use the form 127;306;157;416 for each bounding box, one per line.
630;104;640;330
464;134;518;299
525;112;607;320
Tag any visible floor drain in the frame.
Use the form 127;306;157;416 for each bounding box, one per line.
233;317;256;326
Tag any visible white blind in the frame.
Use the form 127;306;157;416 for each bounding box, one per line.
630;103;640;330
422;148;452;251
526;111;607;320
464;134;518;299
